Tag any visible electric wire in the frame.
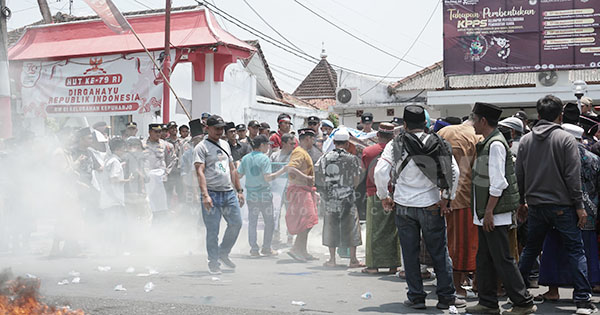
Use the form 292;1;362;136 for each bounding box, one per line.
359;0;441;96
292;0;423;68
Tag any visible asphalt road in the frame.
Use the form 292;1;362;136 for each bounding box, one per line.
0;219;592;314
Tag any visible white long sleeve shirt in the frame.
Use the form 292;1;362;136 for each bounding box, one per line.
374;132;460;207
473;141;512;226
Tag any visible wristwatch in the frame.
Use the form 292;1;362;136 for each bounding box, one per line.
237;188;244;193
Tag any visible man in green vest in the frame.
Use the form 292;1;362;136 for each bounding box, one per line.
466;102;536;315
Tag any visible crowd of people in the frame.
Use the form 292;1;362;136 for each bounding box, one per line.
3;94;600;314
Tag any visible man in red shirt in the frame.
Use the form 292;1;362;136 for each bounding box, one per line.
270;113;293;151
361;123;401;274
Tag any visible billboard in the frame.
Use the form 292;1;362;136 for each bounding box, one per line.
443;0;600;76
20;52;169;118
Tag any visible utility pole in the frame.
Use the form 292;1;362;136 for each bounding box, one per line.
0;0;12;138
162;0;171;124
37;0;53;24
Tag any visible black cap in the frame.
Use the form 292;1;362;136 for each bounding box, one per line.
248;120;260;128
251;134;271;148
225;122;236;131
259;122;270;130
189;119;203;137
167;121;177;129
206;115;226;127
236;124;246;131
361;112;374;123
390;117;403;126
307;116;321;123
563;103;580;125
445;116;462;125
126;122;137;128
403;105;426;124
161;124;168;130
473;102;502;122
514;110;529;121
149;123;162;131
298;128;316;137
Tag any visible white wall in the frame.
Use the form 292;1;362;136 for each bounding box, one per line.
336;70;395;104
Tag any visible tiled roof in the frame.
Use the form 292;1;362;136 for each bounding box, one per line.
304;98;336;111
281;92;321;110
292;57;337;98
7;5;200;47
389;61;443;91
389;61;600;93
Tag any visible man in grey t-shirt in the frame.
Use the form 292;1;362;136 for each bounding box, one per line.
194;115;245;275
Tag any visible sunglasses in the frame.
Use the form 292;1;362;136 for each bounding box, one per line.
308;122;319;126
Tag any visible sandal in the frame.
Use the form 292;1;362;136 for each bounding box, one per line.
287;251;307;262
348;261;366;268
361;268;379;274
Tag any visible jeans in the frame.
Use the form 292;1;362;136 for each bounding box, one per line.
395;205;455;303
247;191;274;252
518;205;591;302
201;190;243;268
477;226;532;308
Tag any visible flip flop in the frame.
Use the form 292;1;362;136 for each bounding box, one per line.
287;251;307;262
348;262;366;268
361;268;379;274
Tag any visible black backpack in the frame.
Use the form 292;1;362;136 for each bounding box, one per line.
391;131;454;193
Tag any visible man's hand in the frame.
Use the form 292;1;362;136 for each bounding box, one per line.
576;208;587;229
237;192;245;208
517;204;528;223
202;194;213;212
483;210;495;232
438;198;451;217
381;197;394;212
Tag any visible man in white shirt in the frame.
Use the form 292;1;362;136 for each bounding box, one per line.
466;102;535;315
374;105;463;311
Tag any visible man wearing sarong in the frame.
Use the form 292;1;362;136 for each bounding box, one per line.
437;117;481;298
285;128;319;262
315;128;363;268
466;102;535;315
361;122;401;274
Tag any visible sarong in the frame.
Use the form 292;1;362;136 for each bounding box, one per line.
365;196;401;268
285;184;319;235
446;208;478;272
539;229;600;286
322;198;362;248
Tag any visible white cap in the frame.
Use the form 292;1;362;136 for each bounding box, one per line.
333;128;350;141
498;117;524;134
321;119;334;128
563;123;584;140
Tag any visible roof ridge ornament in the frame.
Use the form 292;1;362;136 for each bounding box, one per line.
320;41;327;59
